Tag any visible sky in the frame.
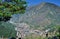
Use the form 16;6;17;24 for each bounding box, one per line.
26;0;60;7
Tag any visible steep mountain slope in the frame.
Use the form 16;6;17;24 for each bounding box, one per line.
11;2;60;30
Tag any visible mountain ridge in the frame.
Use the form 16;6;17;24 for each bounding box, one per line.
27;2;60;10
11;2;60;30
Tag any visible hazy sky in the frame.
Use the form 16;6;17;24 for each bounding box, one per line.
26;0;60;6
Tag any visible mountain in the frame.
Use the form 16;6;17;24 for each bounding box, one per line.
11;2;60;30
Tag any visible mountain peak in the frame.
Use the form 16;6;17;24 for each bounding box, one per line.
40;2;57;5
27;2;58;10
11;2;60;30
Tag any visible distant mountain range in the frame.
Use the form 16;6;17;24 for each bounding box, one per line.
11;2;60;30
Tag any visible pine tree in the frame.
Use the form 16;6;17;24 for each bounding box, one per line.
0;0;27;22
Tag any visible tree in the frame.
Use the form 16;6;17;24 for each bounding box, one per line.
0;0;27;22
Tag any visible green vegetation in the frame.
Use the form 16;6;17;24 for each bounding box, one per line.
0;22;16;37
0;0;27;22
0;0;27;37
